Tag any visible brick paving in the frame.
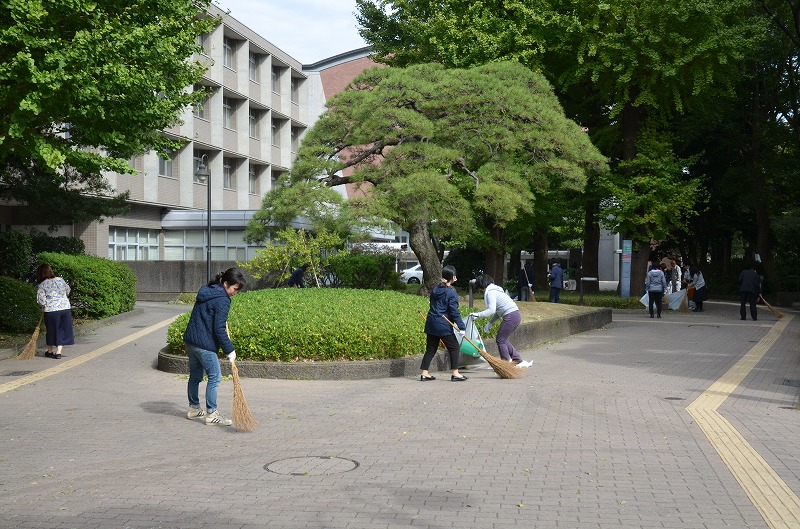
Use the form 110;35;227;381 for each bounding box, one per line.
0;301;798;529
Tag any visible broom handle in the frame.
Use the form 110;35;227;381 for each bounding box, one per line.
418;311;447;348
442;316;487;354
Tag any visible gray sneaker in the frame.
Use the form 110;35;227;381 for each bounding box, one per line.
205;410;232;426
187;407;206;420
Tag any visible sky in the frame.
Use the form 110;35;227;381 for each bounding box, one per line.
216;0;369;64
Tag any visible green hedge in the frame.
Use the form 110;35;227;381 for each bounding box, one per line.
0;277;40;333
326;253;404;289
166;288;469;361
37;252;137;319
0;231;33;280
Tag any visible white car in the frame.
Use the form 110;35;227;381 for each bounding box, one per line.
399;264;424;284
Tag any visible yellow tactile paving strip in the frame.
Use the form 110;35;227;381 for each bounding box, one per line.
0;316;179;396
686;315;799;529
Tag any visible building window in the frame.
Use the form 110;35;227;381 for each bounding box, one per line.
223;37;235;69
249;165;259;194
223;158;235;189
291;77;299;103
249;52;259;82
108;227;160;261
192;86;209;119
223;97;235;129
271;120;280;147
196;33;209;55
271;66;280;93
158;149;173;177
164;229;254;261
249;109;260;138
291;127;300;152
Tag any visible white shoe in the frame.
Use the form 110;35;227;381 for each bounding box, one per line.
516;360;533;368
205;410;232;426
187;407;206;420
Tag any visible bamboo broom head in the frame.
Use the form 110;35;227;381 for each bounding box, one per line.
477;348;527;379
760;295;785;319
17;314;43;360
230;361;259;432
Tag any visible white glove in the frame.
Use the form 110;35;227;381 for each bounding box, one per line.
458;330;466;336
528;284;532;288
483;322;491;333
468;313;478;319
227;351;236;363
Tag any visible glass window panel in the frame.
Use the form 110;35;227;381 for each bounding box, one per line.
163;247;182;261
186;230;204;245
164;231;184;245
227;230;245;245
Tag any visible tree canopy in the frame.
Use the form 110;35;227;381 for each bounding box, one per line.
0;0;217;223
250;61;606;291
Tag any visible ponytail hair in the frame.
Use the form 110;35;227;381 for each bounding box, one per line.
209;267;247;290
475;274;494;290
441;265;457;284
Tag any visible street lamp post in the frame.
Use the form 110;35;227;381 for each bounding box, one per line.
194;155;212;281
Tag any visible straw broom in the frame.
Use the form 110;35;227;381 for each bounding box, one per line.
226;323;260;432
443;316;526;379
17;313;43;360
759;294;785;319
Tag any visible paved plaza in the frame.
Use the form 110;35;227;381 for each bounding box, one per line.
1;300;799;529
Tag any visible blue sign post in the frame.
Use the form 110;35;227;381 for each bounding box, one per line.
620;239;632;299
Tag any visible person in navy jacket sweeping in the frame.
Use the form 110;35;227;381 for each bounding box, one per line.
184;267;246;426
420;265;469;382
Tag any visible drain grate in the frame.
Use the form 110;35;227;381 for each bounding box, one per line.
3;371;33;377
264;456;359;476
782;380;800;388
664;397;684;401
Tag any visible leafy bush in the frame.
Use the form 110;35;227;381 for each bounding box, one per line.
37;252;137;319
558;292;643;309
0;231;33;280
167;288;453;361
31;230;84;256
0;277;40;332
326;253;403;289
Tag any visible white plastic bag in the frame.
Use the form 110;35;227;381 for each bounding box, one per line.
455;315;485;357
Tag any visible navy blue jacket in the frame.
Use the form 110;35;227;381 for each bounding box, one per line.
183;284;235;354
548;264;563;289
424;283;465;336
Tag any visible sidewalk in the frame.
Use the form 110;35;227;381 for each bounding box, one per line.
0;300;798;529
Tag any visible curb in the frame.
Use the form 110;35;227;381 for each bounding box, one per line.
157;307;612;380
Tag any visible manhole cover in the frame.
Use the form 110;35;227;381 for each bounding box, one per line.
782;380;800;388
264;456;359;476
3;371;33;377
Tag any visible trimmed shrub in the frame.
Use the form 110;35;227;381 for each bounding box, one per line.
0;277;40;332
37;252;137;319
167;288;456;361
0;231;33;280
326;253;403;290
31;231;85;256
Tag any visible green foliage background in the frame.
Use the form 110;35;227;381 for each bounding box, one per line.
0;277;39;332
38;252;136;319
167;289;446;361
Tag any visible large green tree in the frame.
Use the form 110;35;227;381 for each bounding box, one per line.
251;62;606;292
356;0;765;292
0;0;217;223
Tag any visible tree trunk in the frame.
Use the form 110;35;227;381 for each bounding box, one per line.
533;228;549;292
630;238;650;298
581;199;600;294
408;221;442;295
